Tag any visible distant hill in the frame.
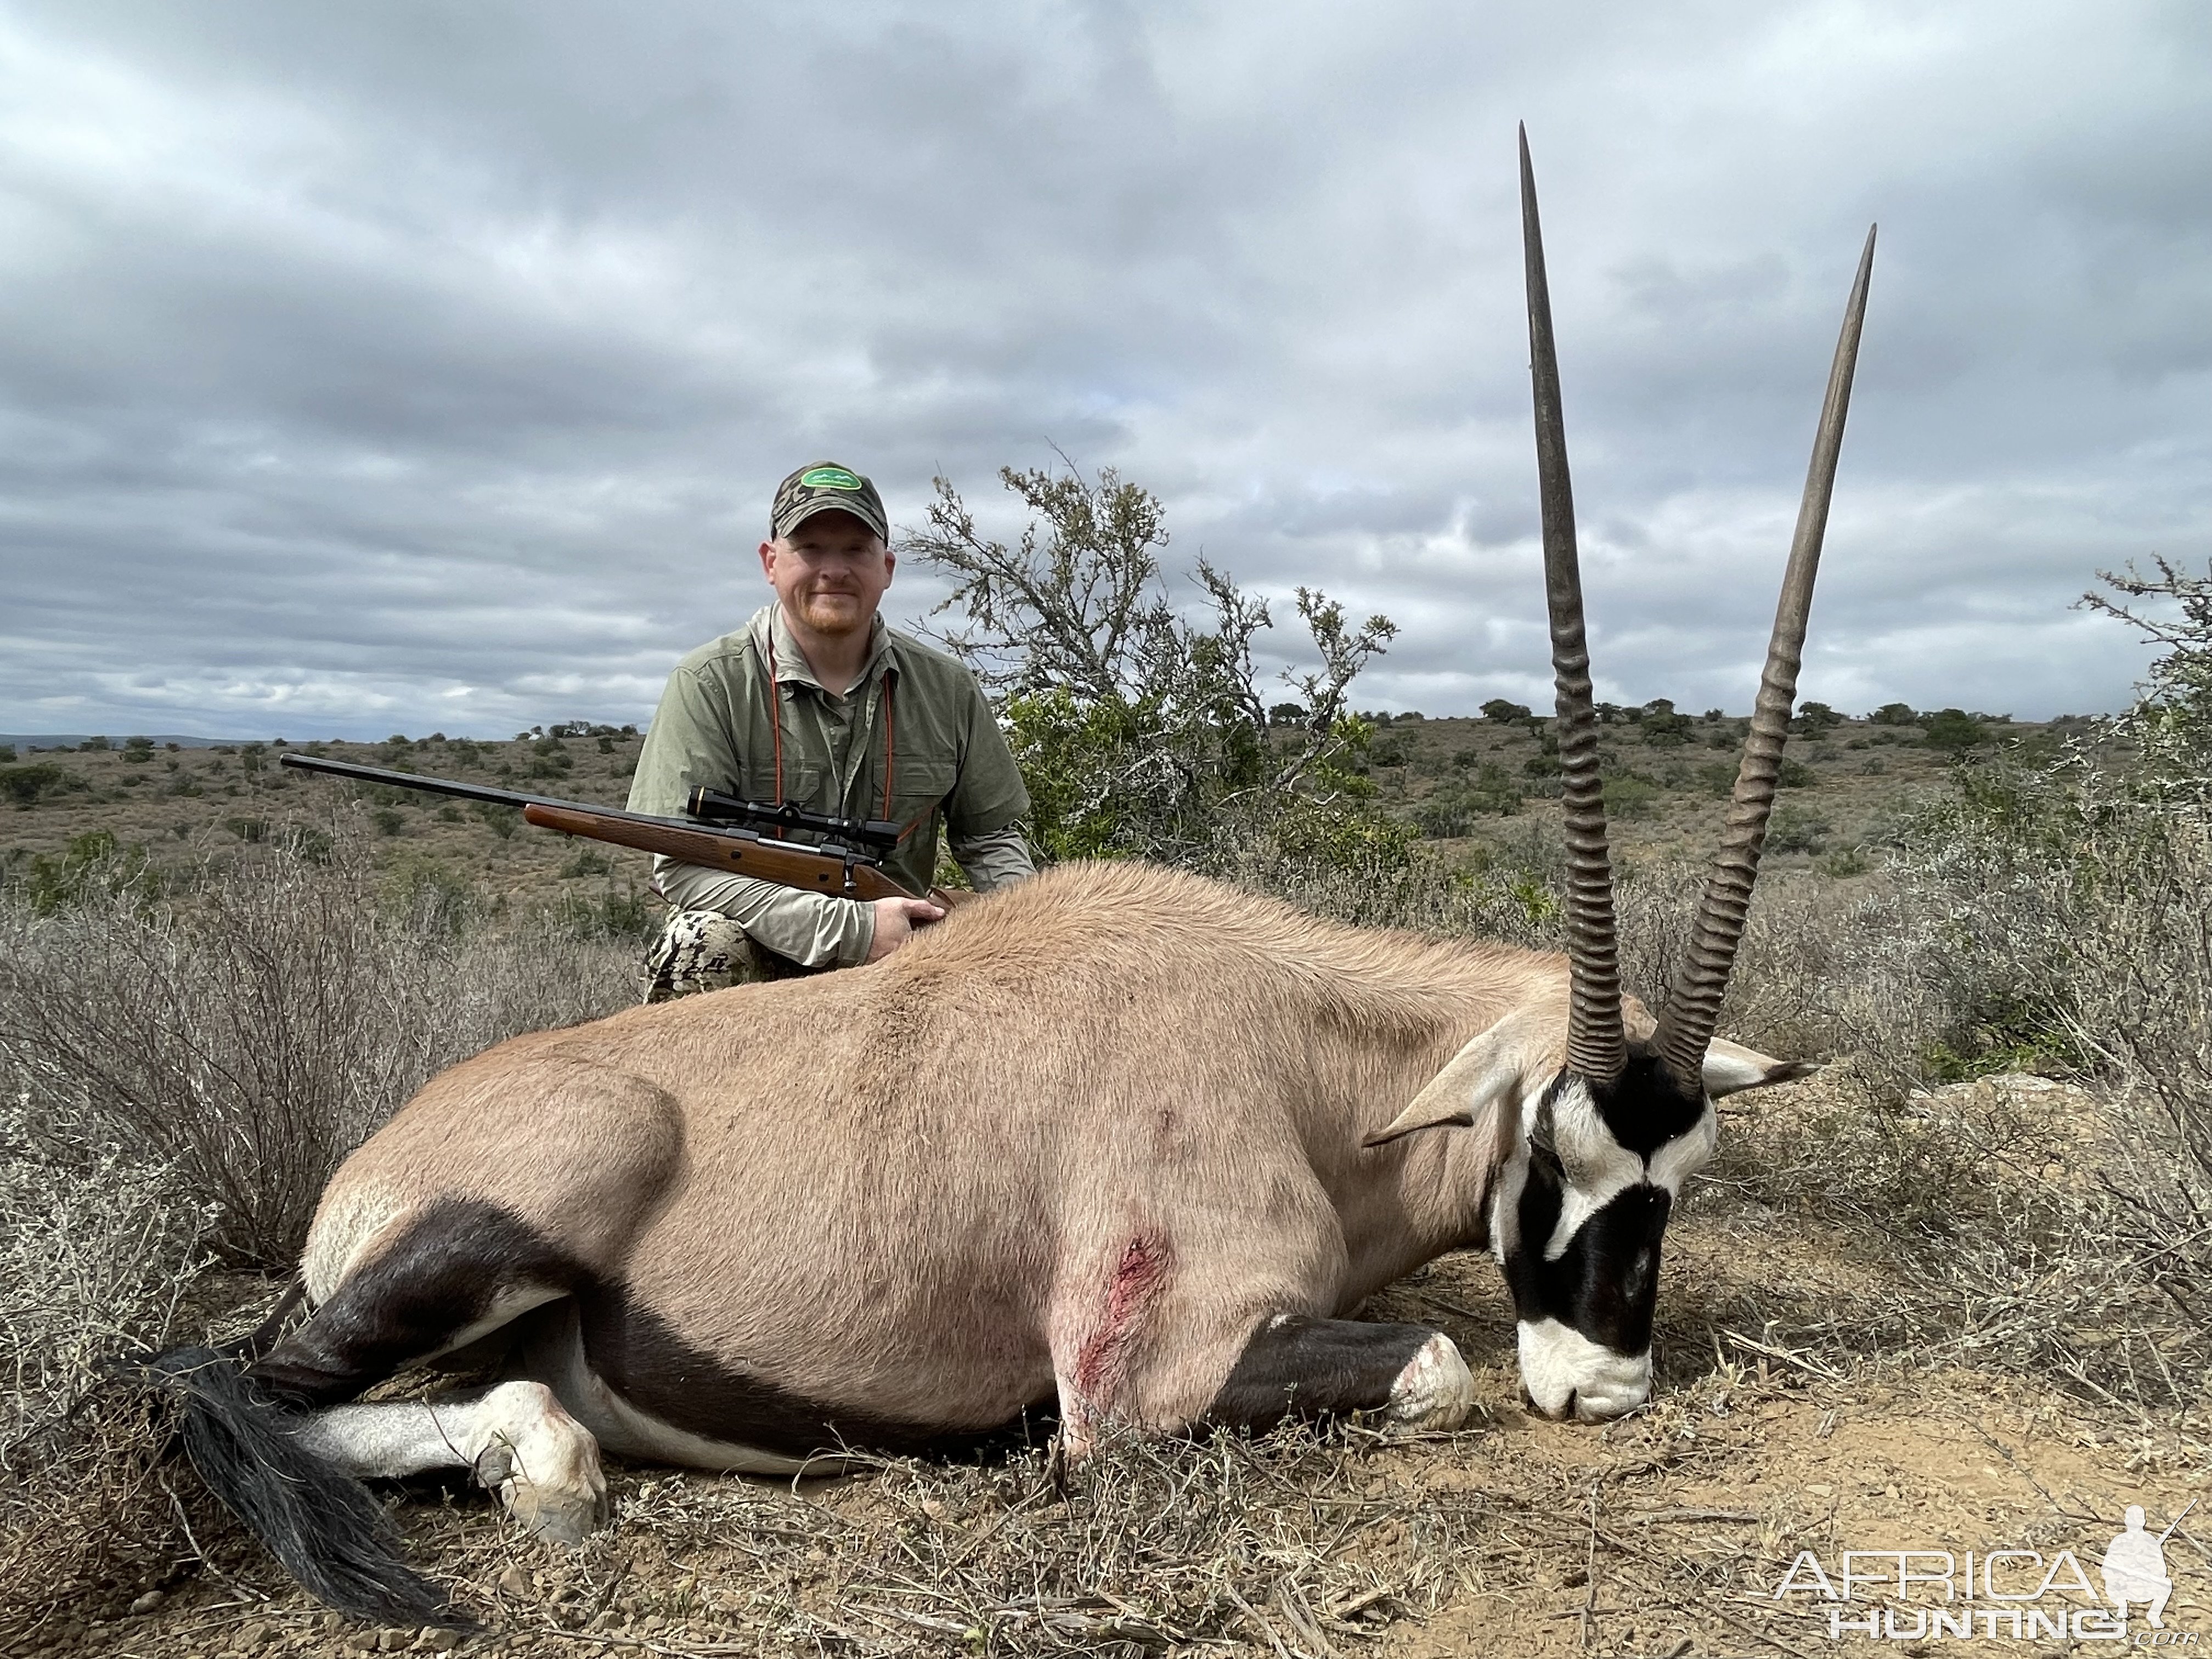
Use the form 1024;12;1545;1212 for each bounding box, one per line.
1;733;236;751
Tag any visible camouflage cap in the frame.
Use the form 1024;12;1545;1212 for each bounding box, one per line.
770;461;889;543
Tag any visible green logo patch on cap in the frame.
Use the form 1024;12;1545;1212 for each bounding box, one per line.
799;466;865;491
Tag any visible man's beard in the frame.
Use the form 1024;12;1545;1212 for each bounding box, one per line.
791;590;868;635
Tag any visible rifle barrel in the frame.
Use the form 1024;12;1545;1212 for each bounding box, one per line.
279;751;563;812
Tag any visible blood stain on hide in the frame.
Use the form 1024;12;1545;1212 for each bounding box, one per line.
1071;1237;1172;1401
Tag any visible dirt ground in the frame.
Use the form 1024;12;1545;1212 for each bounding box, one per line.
22;1075;2208;1659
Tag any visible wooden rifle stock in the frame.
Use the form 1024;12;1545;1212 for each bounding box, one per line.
518;802;961;905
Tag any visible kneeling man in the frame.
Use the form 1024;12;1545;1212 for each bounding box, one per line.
627;461;1034;997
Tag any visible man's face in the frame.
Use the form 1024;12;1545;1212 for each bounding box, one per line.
759;510;894;639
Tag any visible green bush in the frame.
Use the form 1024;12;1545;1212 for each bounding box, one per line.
19;832;151;916
905;463;1397;869
1638;698;1692;743
1602;775;1660;820
0;763;64;806
1921;707;1989;752
1765;803;1832;854
1412;763;1523;837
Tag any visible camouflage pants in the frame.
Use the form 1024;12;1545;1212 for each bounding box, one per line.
639;910;812;1003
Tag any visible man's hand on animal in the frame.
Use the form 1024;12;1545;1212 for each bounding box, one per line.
139;140;1876;1632
867;894;947;961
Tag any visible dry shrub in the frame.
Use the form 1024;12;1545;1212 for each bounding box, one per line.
0;1140;211;1645
0;826;638;1638
0;826;638;1265
1704;1066;2212;1409
1874;771;2212;1403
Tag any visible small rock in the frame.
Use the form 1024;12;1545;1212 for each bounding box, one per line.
234;1620;272;1652
378;1630;411;1653
1806;1482;1835;1497
416;1631;461;1652
128;1591;166;1616
495;1565;531;1599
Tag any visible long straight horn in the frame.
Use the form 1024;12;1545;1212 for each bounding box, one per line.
1520;127;1624;1086
1656;225;1878;1090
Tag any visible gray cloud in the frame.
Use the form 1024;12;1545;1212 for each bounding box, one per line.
1;0;2205;739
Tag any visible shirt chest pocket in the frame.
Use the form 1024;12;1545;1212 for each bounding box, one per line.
740;759;826;809
885;759;957;835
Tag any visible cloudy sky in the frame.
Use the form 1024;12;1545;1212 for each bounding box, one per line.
2;1;2206;738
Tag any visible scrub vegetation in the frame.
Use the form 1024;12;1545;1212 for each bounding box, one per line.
3;535;2209;1654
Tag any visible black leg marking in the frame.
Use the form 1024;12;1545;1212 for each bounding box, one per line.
576;1284;1043;1458
1205;1316;1443;1434
250;1200;579;1406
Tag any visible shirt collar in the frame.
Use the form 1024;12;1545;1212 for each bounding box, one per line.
752;603;896;696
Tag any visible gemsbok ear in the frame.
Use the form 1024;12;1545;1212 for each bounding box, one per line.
1365;1015;1534;1148
1701;1038;1819;1099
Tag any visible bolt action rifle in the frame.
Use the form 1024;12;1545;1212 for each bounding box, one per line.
278;753;972;908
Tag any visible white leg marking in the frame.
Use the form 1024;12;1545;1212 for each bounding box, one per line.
526;1324;855;1475
418;1284;566;1363
1384;1333;1476;1430
1516;1318;1651;1421
297;1381;608;1544
572;1371;854;1475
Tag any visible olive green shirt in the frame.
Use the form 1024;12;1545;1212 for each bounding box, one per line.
628;605;1033;966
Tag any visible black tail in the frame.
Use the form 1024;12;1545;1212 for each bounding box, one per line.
140;1346;464;1628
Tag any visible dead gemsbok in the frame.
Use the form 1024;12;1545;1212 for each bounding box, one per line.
151;136;1876;1626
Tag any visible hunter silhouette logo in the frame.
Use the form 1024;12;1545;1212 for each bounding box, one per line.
2104;1500;2195;1630
1771;1497;2199;1641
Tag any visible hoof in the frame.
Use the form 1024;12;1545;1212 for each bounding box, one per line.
501;1470;608;1547
1384;1333;1475;1431
475;1382;609;1545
